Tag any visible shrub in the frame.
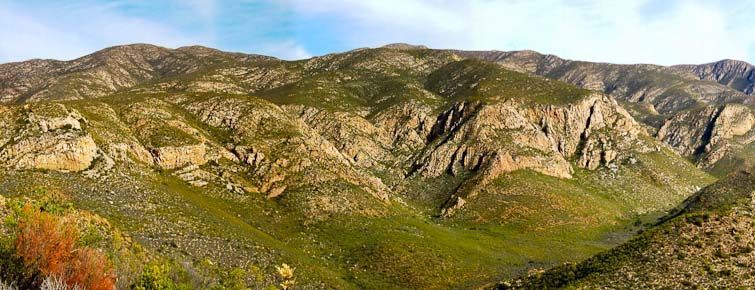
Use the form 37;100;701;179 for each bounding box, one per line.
65;248;115;290
14;205;78;277
217;268;248;290
13;205;115;290
132;263;178;290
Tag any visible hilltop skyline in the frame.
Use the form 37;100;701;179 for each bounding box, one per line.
1;0;754;65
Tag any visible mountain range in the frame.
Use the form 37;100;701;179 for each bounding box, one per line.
0;43;752;289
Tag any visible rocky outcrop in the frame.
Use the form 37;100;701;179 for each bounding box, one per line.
658;104;754;168
657;107;719;156
414;100;573;180
675;59;755;95
371;99;436;153
150;144;208;170
410;94;647;216
713;104;754;139
0;104;100;172
1;132;98;172
177;95;392;207
458;50;754;104
458;49;754;173
418;94;642;180
284;105;394;169
0;43;721;223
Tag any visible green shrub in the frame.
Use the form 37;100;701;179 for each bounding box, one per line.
132;263;179;290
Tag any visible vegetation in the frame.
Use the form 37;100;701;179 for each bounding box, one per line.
427;59;591;105
0;198;114;289
501;169;755;289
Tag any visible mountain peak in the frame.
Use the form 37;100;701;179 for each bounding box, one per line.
381;43;429;50
176;45;225;54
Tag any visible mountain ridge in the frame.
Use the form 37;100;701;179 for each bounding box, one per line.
2;43;751;175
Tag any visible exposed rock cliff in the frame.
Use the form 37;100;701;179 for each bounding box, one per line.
458;49;754;173
418;94;648;216
0;104;101;172
673;59;755;95
658;104;754;168
0;44;720;289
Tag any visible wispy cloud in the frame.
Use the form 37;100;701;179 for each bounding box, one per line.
255;39;313;60
287;0;755;65
1;0;753;65
0;1;205;62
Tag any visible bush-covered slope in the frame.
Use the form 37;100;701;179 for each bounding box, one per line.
499;169;755;289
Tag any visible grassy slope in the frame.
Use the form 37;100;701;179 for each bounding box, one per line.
500;170;754;289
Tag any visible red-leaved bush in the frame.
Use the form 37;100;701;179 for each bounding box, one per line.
14;205;115;290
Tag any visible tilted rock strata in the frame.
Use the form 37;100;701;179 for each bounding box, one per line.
658;104;754;167
409;94;648;216
458;50;755;170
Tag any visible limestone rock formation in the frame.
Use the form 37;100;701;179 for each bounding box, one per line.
0;104;101;172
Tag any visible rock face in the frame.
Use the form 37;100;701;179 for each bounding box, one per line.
0;104;100;172
658;104;754;168
151;144;208;169
416;94;647;216
458;49;755;172
0;45;680;217
1;133;98;172
0;44;724;289
673;59;755;95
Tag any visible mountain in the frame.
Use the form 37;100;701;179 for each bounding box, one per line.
0;44;715;288
0;44;271;103
671;59;755;95
500;168;755;289
458;50;755;175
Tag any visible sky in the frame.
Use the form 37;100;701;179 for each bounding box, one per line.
1;0;754;65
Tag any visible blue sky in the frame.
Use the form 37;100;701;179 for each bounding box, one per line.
1;0;754;65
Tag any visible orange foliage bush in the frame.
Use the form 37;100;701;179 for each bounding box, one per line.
14;205;115;290
66;248;115;290
14;205;77;276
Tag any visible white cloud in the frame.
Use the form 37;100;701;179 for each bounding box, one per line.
255;40;313;60
287;0;755;65
0;1;206;63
